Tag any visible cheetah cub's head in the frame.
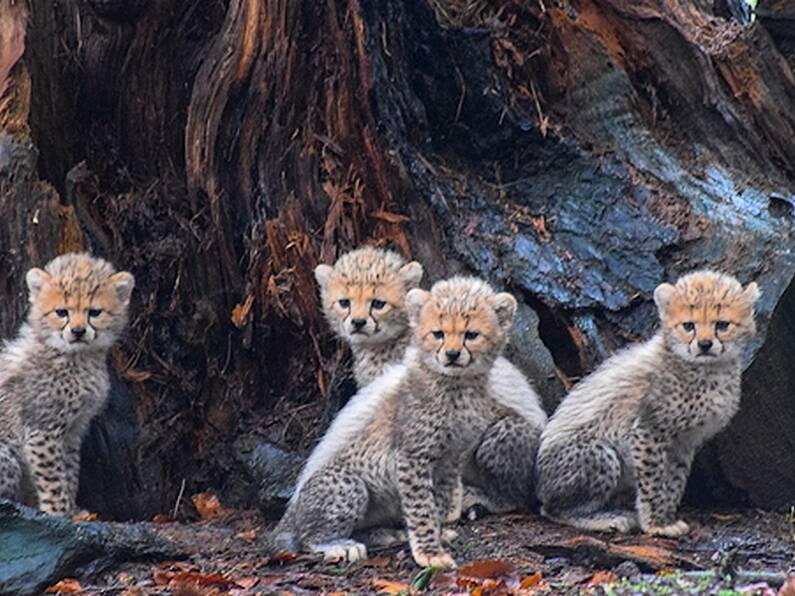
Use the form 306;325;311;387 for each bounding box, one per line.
654;270;759;364
26;252;135;353
406;277;516;377
314;247;423;347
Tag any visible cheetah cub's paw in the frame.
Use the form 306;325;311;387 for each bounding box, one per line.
310;539;368;563
412;549;457;569
644;520;690;538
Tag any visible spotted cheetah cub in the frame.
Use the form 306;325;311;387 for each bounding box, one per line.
0;253;134;516
314;247;423;384
536;270;759;537
272;277;518;568
315;248;546;516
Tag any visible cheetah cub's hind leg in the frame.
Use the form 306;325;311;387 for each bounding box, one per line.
0;443;23;501
463;414;540;519
293;467;370;563
539;439;638;533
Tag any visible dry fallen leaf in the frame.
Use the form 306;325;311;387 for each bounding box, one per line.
266;551;297;564
589;570;619;587
469;578;508;596
45;579;82;594
191;492;229;520
457;559;515;579
152;514;173;524
373;578;412;594
520;571;543;589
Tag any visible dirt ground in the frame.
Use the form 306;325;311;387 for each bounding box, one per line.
56;506;795;595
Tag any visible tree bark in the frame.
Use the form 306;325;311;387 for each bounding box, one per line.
1;0;793;518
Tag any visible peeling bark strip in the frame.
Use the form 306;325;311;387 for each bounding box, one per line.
0;0;792;520
0;0;28;135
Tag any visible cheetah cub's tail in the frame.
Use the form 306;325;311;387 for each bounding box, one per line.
266;507;299;553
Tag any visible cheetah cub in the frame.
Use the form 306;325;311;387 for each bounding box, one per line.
536;270;759;537
315;248;547;516
0;253;134;516
272;277;518;568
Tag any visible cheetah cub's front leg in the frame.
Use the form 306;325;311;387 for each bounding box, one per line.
631;427;690;537
397;454;456;569
24;431;73;516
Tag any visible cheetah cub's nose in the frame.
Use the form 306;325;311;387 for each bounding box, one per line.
445;350;461;362
698;339;713;353
71;327;87;338
351;319;367;331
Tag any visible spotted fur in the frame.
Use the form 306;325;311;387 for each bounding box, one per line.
314;249;547;516
0;253;134;516
536;270;759;537
271;277;517;568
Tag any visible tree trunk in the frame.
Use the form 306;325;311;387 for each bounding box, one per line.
1;0;793;519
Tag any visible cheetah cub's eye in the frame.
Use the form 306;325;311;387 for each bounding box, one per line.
432;330;444;340
682;321;695;332
88;309;103;318
464;331;479;341
338;298;351;308
715;320;730;332
55;309;69;318
371;299;386;310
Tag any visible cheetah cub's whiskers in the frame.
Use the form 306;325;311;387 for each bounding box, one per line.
314;247;547;517
0;253;134;516
536;270;759;537
270;277;518;568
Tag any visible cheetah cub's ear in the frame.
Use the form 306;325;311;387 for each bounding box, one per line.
490;292;517;331
26;267;52;301
406;288;430;325
653;282;676;314
399;261;424;289
111;271;136;305
742;282;761;306
314;264;334;290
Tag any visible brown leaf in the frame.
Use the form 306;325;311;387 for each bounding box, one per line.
230;294;255;329
267;550;297;564
372;578;412;594
191;492;229;520
610;544;675;568
45;579;82;594
458;559;515;579
588;570;619;587
520;571;543;589
171;571;233;587
152;513;173;524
